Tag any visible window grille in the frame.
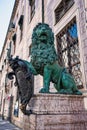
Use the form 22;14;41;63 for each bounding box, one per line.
56;19;83;89
55;0;74;24
30;0;35;20
29;45;31;57
18;15;24;41
12;33;16;54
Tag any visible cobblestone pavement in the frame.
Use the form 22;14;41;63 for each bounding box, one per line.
0;117;22;130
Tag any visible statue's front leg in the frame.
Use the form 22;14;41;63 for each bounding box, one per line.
39;65;52;93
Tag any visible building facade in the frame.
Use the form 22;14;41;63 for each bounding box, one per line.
0;0;87;128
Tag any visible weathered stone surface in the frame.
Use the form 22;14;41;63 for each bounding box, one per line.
23;94;87;130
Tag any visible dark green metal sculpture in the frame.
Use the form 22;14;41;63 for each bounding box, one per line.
7;49;33;115
30;23;82;95
7;23;82;115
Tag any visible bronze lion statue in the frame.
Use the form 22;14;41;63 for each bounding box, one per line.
7;23;82;115
30;23;82;95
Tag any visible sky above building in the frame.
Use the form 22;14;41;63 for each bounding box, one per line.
0;0;15;55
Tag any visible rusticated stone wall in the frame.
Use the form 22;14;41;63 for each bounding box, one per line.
23;94;87;130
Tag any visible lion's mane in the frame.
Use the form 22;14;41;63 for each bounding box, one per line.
30;23;58;74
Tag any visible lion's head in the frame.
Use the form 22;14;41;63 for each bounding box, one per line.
32;23;54;45
30;23;58;74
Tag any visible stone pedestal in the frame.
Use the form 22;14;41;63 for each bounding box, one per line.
23;94;87;130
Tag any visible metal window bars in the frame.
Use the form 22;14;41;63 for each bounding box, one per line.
56;19;83;89
55;0;74;24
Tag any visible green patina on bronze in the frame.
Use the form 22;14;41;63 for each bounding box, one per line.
7;23;82;115
26;23;82;95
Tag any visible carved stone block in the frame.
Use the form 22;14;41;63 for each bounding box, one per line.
23;94;87;130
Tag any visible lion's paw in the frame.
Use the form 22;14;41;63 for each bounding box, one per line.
39;88;49;93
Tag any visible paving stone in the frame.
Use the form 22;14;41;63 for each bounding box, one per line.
0;117;21;130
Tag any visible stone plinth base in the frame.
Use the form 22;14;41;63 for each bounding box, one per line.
23;94;87;130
